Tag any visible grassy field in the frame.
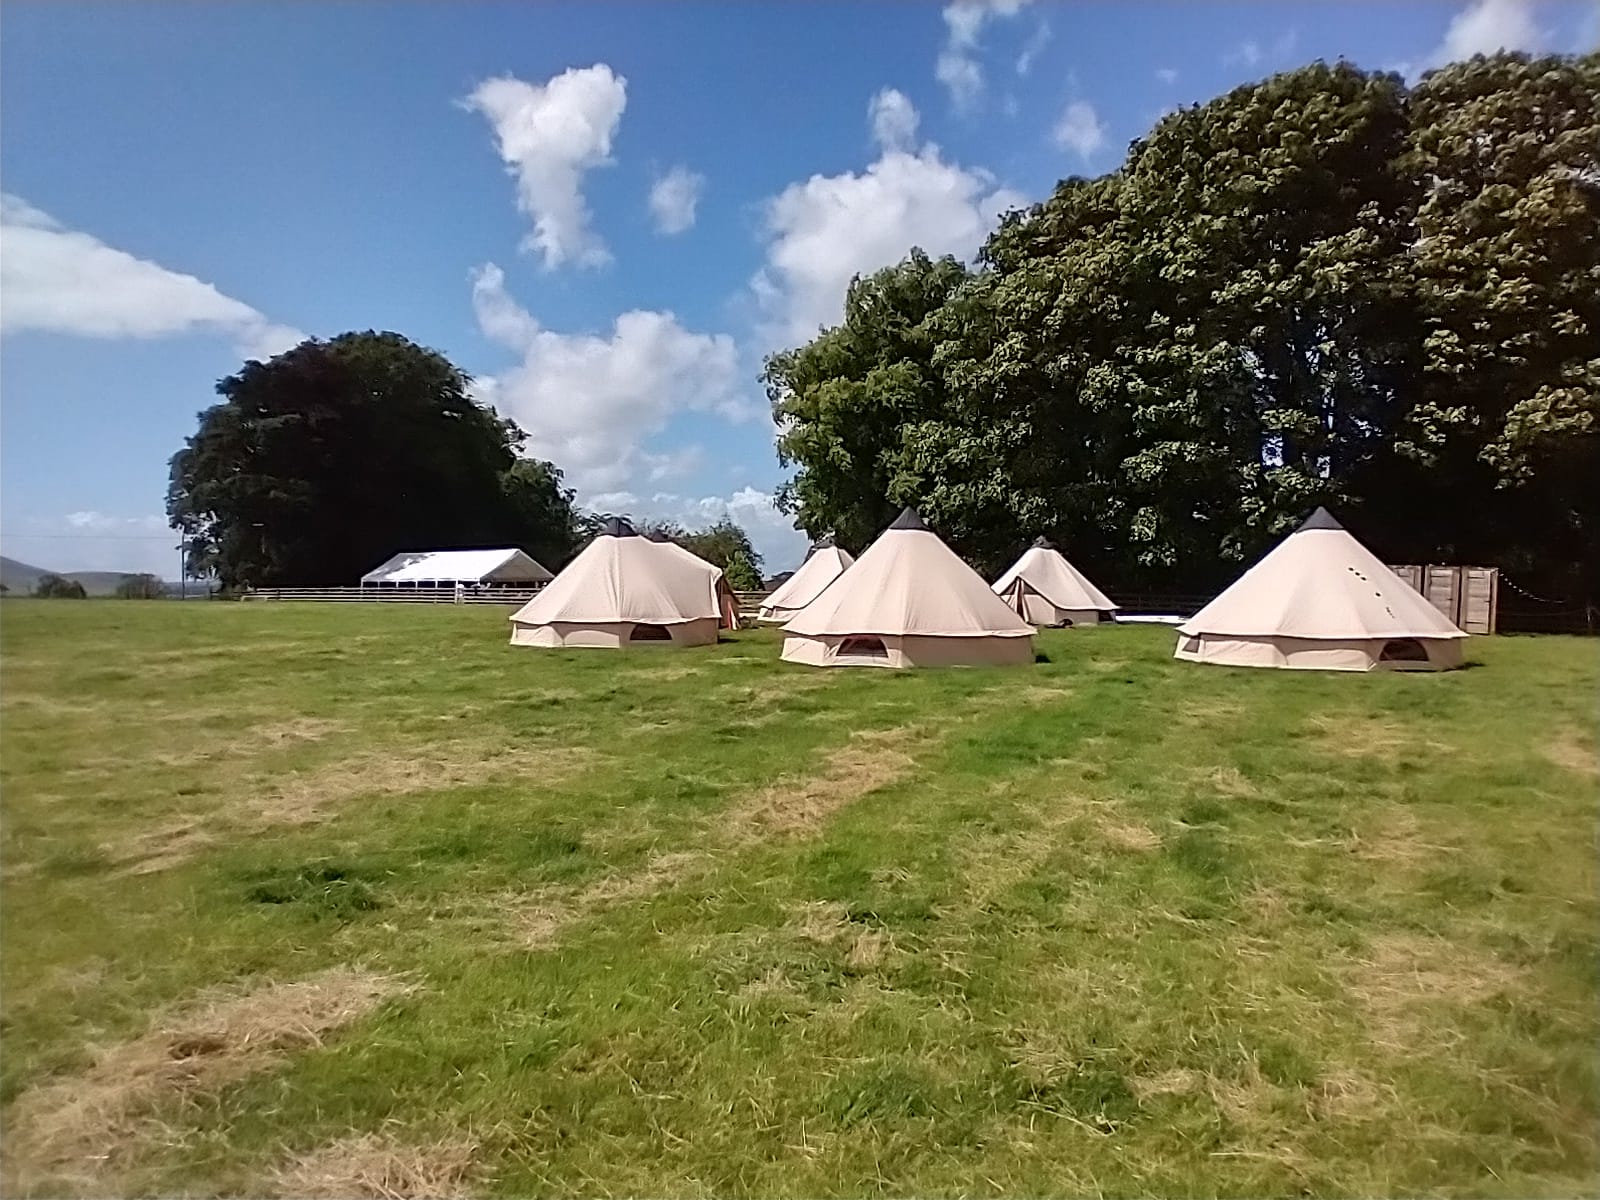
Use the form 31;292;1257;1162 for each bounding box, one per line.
1;601;1595;1198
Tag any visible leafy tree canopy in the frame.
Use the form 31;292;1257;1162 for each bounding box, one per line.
115;574;167;600
168;332;585;588
768;53;1599;599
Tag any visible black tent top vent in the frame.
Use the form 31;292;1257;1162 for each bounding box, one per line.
888;507;929;532
1296;506;1343;532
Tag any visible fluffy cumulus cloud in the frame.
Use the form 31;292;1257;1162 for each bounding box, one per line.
868;88;920;151
1155;67;1179;84
937;0;1032;110
585;486;809;572
470;263;754;493
752;94;1025;348
1427;0;1550;66
462;65;627;269
1052;100;1107;160
0;194;302;360
648;165;705;235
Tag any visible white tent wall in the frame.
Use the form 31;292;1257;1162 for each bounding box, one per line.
780;632;1036;669
511;618;719;648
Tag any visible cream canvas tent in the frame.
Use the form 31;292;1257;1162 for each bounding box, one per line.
643;532;742;629
781;508;1035;668
758;539;854;622
1175;508;1468;671
508;519;726;648
992;537;1117;626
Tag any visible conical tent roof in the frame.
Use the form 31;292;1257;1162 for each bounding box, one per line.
782;509;1033;638
1179;509;1465;640
993;543;1117;612
760;545;854;616
510;525;721;627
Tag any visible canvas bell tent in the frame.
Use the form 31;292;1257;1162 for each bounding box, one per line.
780;508;1035;668
643;532;742;629
361;547;552;587
1175;508;1468;672
992;537;1117;626
508;519;728;648
758;539;854;622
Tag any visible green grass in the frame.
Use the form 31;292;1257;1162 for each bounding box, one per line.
1;601;1596;1197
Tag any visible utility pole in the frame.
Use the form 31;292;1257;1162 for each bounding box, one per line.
177;533;186;600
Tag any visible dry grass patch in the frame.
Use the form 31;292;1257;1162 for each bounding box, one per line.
254;717;346;746
727;735;920;840
1543;728;1597;778
1343;933;1522;1050
1304;713;1448;760
104;743;600;875
270;1132;478;1199
518;850;710;948
2;967;406;1192
1200;764;1259;798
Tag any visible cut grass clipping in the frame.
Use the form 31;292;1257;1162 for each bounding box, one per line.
1;602;1595;1196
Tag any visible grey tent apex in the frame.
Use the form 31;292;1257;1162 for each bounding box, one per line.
888;507;929;531
1296;507;1344;532
598;517;639;538
1030;535;1057;550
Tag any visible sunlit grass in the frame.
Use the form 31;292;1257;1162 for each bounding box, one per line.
2;601;1595;1196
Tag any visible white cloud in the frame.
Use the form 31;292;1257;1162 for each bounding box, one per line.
1015;19;1052;75
868;88;920;151
469;263;753;493
937;0;1032;110
1155;67;1179;84
752;137;1025;348
1223;28;1299;69
1052;100;1108;160
1428;0;1549;66
587;486;809;572
648;165;705;235
0;194;303;361
462;65;627;269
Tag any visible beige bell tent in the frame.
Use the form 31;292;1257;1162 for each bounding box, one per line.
758;539;854;622
993;537;1117;626
643;532;742;629
1175;508;1468;671
508;518;726;648
781;508;1035;668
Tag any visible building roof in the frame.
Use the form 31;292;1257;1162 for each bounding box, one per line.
360;548;553;585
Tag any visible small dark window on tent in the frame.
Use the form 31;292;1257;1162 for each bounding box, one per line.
1379;638;1428;663
839;635;888;659
1060;618;1075;628
629;623;673;642
1181;636;1201;654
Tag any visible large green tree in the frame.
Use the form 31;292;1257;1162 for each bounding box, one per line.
767;53;1599;602
168;332;584;588
767;250;970;550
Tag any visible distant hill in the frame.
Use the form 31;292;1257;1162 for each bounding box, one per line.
0;555;156;598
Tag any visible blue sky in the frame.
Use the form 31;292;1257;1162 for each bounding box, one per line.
2;0;1595;576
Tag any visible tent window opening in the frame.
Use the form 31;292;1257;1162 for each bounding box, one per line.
1379;638;1429;663
1060;618;1075;628
1181;636;1201;654
839;635;888;659
629;623;674;642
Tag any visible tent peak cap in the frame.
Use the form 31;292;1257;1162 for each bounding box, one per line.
598;517;639;538
888;507;929;531
1296;506;1343;532
1030;536;1057;550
